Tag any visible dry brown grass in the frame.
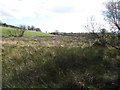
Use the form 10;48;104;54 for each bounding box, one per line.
1;36;91;48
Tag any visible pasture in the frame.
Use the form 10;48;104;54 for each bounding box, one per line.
0;26;55;37
2;36;120;89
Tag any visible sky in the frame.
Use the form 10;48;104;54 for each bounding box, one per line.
0;0;109;33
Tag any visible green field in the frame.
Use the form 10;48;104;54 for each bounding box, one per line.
0;26;55;36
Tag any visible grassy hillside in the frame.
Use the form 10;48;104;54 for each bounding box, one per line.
0;26;55;36
24;30;54;36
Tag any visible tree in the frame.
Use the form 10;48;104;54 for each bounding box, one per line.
31;25;35;30
103;0;120;49
19;25;26;29
84;16;104;39
84;16;111;47
104;0;120;31
35;28;41;32
84;16;103;33
27;26;31;30
7;28;26;37
18;29;26;37
55;30;59;35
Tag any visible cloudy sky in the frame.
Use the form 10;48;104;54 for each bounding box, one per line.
0;0;108;33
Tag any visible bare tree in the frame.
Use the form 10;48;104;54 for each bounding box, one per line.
84;16;103;34
84;16;105;39
84;16;109;47
104;0;120;31
103;0;120;49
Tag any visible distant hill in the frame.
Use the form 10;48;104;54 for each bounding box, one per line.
0;26;56;37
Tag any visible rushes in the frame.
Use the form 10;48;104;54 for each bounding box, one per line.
2;36;120;88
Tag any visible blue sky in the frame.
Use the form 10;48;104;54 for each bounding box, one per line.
0;0;109;32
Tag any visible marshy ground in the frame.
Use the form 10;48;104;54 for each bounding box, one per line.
1;36;120;89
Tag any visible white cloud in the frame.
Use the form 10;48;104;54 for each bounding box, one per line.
0;0;109;32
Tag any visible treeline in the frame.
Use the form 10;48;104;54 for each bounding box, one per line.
0;22;41;32
0;22;20;29
19;25;41;32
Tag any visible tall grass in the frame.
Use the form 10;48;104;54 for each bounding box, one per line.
2;36;120;89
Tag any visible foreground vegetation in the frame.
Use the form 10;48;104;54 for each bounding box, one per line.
2;36;120;89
